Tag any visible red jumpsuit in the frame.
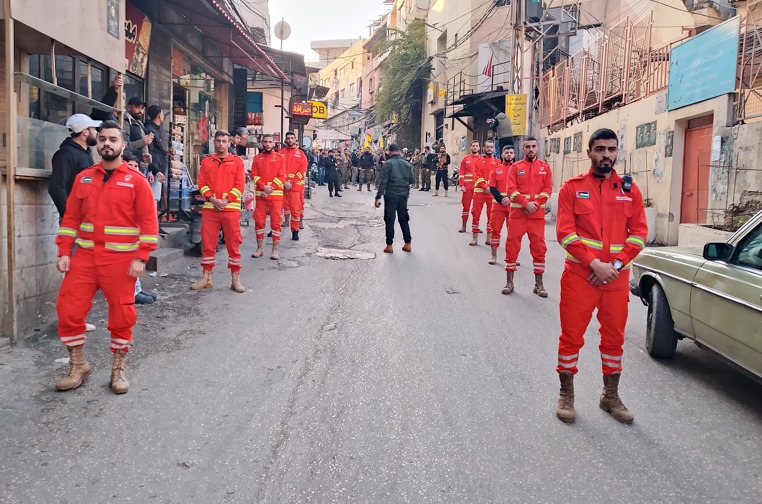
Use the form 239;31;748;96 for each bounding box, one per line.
251;150;286;241
489;160;512;248
197;153;245;272
281;146;308;232
55;162;158;353
459;154;479;223
556;168;648;375
471;155;498;234
505;158;553;273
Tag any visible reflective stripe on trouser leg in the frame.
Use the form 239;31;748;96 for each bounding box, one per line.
597;287;630;375
504;216;527;271
490;207;508;247
471;195;493;233
201;209;223;271
287;191;302;232
557;270;603;374
461;188;473;220
527;218;547;274
56;252;99;344
218;212;243;271
254;197;270;240
267;198;283;241
97;260;138;353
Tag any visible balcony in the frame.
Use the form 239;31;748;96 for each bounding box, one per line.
683;1;737;30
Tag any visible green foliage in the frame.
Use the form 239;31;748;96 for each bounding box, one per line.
373;19;431;148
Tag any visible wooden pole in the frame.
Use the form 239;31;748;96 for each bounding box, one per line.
5;0;17;343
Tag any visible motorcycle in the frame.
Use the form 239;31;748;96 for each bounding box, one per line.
448;168;459;188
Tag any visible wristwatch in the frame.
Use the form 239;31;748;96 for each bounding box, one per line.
613;259;624;271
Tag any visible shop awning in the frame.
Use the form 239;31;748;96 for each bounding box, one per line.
162;0;288;81
447;90;512;119
316;129;352;141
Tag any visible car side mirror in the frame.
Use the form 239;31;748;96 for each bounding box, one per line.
703;242;734;261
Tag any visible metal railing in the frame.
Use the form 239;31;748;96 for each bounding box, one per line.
737;2;762;121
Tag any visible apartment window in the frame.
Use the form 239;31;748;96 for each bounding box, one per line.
369;78;374;93
341;89;345;98
350;83;355;96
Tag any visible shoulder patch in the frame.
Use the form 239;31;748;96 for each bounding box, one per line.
576;191;590;199
81;176;92;184
517;170;525;176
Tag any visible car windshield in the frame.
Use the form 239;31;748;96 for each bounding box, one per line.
732;222;762;271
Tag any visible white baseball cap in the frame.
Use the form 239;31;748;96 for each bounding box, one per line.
65;114;102;133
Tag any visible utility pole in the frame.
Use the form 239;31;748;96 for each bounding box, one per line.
275;18;291;146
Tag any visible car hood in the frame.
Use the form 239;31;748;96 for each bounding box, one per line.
633;245;708;271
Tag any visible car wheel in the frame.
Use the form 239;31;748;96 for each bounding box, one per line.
646;283;678;358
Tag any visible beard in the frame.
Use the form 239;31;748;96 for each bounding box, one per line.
593;160;614;174
86;135;97;147
98;146;122;161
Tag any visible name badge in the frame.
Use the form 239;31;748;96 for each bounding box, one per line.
616;196;633;201
117;182;134;188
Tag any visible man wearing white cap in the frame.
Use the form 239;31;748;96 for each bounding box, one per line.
49;114;102;331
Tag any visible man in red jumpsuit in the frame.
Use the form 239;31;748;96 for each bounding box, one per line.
554;128;648;424
191;130;246;293
251;133;286;260
281;131;308;241
488;145;514;265
503;137;552;297
458;140;480;233
54;120;158;394
470;140;499;246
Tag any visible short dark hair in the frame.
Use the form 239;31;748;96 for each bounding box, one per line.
285;131;296;138
424;146;430;151
214;130;230;139
146;105;162;121
98;120;126;142
262;133;274;141
523;136;538;145
471;140;479;145
122;152;138;163
502;145;515;151
232;127;247;137
588;128;618;149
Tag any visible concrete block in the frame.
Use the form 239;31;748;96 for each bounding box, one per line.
158;226;188;249
147;247;184;273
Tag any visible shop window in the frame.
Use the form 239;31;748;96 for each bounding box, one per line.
78;61;105;100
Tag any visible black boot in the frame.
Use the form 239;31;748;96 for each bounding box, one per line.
292;230;299;241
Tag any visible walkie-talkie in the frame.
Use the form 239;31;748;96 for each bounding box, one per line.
622;173;633;193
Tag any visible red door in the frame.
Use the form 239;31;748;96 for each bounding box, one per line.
681;123;712;224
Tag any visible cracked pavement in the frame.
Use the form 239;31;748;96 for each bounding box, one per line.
1;185;761;503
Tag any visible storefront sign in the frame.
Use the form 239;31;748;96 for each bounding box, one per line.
505;94;528;136
309;100;328;119
667;17;740;111
107;0;120;39
124;2;151;78
172;48;191;78
291;101;313;118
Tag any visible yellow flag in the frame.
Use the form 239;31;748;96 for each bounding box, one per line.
364;132;372;148
379;135;385;148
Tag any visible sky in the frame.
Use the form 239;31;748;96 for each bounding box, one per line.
266;0;392;61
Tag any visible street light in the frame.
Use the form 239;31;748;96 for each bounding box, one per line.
274;19;291;146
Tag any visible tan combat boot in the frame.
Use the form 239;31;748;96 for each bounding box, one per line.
299;221;304;230
459;220;467;233
501;271;514;295
444;190;448;197
533;273;548;298
488;247;497;265
190;270;213;290
231;271;245;293
600;373;634;424
270;241;280;260
282;215;290;227
252;239;264;258
402;242;412;252
485;234;491;245
55;344;91;391
433;190;439;197
383;244;394;253
110;349;129;394
556;371;576;423
469;232;479;246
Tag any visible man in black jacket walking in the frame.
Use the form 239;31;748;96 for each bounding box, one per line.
324;150;342;197
358;147;375;192
375;144;415;253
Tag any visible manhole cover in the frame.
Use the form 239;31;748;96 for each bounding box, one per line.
315;248;376;260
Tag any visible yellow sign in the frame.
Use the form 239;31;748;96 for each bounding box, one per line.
309;100;328;119
505;94;528;136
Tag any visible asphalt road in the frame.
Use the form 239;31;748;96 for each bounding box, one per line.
1;184;761;504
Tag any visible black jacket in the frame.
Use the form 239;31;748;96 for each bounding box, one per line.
146;121;166;176
351;152;359;167
323;155;337;174
125;113;149;168
48;138;95;217
359;152;375;169
423;153;438;168
376;154;415;199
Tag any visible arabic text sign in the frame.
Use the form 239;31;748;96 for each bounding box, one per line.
504;94;528;135
667;17;740;111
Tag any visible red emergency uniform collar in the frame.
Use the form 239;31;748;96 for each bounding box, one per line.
587;167;621;182
92;161;130;175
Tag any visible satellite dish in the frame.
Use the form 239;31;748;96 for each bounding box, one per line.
274;20;291;41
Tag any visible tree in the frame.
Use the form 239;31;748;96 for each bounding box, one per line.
373;19;431;149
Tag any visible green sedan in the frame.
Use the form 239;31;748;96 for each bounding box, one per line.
630;210;762;383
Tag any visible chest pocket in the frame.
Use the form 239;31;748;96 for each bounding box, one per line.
107;185;134;205
574;198;595;215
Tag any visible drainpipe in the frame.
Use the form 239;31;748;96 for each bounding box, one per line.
4;0;17;343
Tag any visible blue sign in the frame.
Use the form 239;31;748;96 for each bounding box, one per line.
667;17;740;111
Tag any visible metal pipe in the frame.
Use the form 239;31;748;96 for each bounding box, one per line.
5;0;17;342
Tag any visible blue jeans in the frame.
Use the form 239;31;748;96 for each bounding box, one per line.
318;167;325;185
